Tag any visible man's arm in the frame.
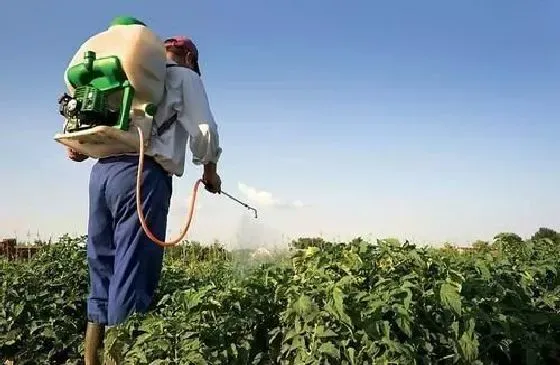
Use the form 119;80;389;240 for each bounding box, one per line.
176;69;222;166
176;69;222;192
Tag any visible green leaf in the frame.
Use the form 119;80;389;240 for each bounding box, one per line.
440;282;462;315
396;315;412;337
319;342;340;359
293;295;314;315
458;319;479;362
474;259;491;280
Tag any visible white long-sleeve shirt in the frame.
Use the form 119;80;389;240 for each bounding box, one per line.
147;61;222;176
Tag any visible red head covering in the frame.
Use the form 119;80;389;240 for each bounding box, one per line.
164;35;201;75
164;36;198;60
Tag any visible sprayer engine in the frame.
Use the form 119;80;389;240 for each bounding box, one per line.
58;50;135;134
58;87;119;133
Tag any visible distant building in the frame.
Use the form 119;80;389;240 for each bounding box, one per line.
0;238;16;260
0;238;41;260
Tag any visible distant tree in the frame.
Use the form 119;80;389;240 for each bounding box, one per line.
472;240;490;250
349;237;365;245
492;232;523;247
290;237;327;250
378;238;401;247
492;232;528;257
211;239;223;250
531;227;560;244
167;239;230;261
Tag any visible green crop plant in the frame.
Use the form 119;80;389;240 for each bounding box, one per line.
1;231;559;364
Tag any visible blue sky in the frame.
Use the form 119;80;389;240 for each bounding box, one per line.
0;0;558;247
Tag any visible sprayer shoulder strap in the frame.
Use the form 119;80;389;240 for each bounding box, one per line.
155;114;177;136
154;63;183;137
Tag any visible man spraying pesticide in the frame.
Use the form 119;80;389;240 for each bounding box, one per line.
55;16;255;364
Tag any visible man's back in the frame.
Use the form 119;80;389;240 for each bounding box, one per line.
148;61;221;177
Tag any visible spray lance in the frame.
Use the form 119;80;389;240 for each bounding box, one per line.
220;191;258;218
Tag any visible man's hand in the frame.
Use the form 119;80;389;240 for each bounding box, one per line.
202;162;221;193
66;147;88;162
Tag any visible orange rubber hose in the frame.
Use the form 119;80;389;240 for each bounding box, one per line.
135;125;202;247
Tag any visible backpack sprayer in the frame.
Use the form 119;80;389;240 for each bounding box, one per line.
54;16;257;247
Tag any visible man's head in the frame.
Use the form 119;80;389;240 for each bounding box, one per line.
164;36;201;76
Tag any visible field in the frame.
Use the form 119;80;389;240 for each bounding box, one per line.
1;229;560;364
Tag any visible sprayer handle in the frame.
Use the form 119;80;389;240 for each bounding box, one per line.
202;180;221;194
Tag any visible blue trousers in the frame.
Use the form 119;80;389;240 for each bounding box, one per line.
86;155;172;326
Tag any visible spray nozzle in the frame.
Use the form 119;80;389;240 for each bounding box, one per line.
218;189;257;218
201;181;257;218
221;190;258;218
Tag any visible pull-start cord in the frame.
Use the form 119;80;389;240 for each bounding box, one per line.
134;125;257;248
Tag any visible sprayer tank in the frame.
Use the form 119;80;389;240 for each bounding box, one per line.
64;23;167;109
54;17;168;159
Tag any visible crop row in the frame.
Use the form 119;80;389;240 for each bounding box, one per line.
1;231;560;364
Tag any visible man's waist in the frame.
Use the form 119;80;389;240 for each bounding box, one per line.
97;154;169;174
146;144;186;177
98;154;154;163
